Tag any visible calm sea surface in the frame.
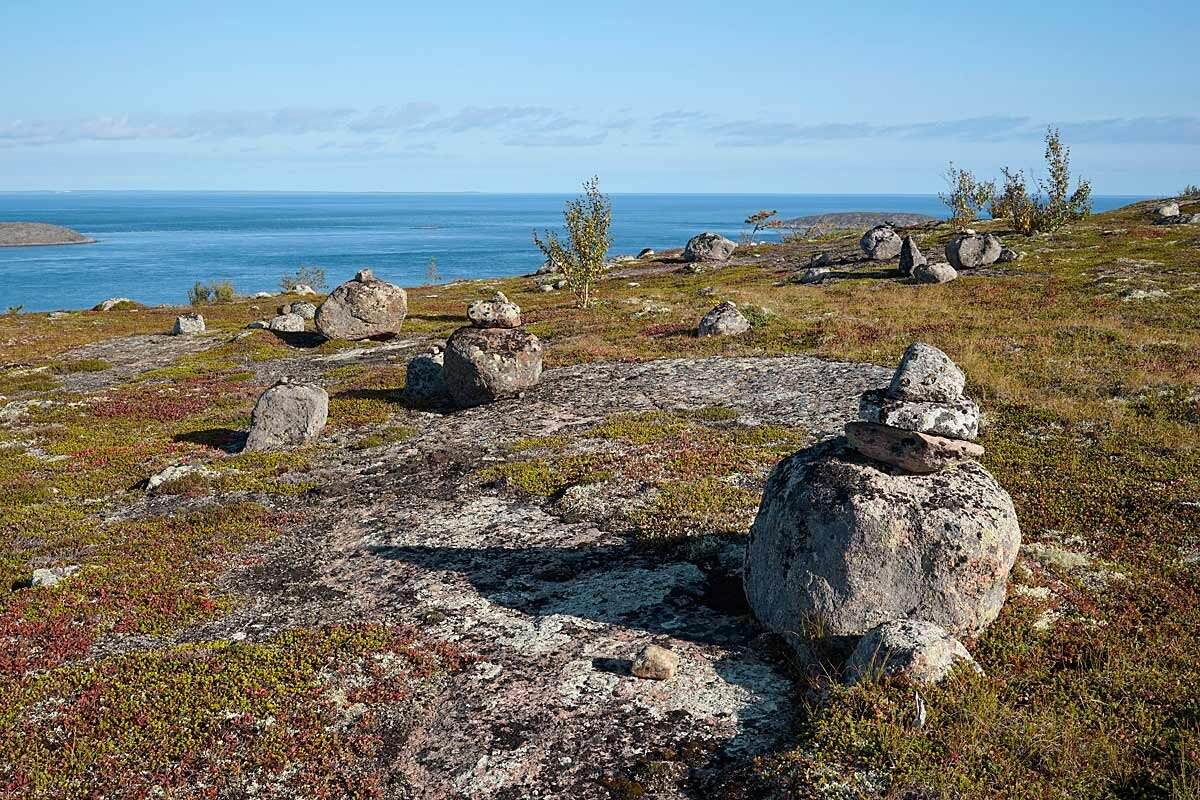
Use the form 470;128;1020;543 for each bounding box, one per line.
0;192;1146;312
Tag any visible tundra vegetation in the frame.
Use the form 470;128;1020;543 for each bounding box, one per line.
939;162;996;230
188;278;237;305
279;263;328;293
533;175;613;309
0;195;1197;798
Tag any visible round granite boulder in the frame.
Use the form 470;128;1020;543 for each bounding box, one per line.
859;225;902;260
744;440;1020;646
844;620;982;684
443;327;544;408
315;269;408;340
683;232;737;263
244;379;329;452
945;233;1002;270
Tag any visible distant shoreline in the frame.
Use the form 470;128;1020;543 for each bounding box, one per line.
0;222;97;248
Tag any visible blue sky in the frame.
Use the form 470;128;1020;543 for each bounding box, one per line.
1;0;1196;194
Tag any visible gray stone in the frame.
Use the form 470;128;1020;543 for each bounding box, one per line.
945;233;1003;269
252;291;274;299
744;440;1021;644
244;378;329;451
912;262;958;284
844;620;982;684
267;312;305;332
172;313;205;336
146;463;216;492
290;301;318;320
315;271;408;340
31;565;81;588
859;389;981;440
888;342;966;403
859;225;902;260
292;284;318;296
845;421;984;474
631;644;679;681
404;351;451;406
898;236;926;276
797;267;829;285
697;301;751;337
1155;202;1180;219
246;320;269;330
95;297;135;312
683;232;737;263
997;247;1021;263
443;326;544;408
637;248;655;258
808;252;833;268
468;291;522;329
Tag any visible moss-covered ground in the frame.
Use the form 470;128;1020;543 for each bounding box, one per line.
0;198;1197;797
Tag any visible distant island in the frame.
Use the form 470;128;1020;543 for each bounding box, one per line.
778;211;938;232
0;222;97;247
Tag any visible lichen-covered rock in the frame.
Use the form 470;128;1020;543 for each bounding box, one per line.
146;463;216;492
290;301;318;320
267;312;305;332
859;225;902;260
859;389;980;440
172;313;205;335
683;232;737;263
1155;202;1181;220
244;378;329;451
443;326;544;408
467;292;522;328
744;440;1020;643
845;421;984;474
888;342;966;403
404;350;451;406
631;644;679;681
898;235;926;276
844;620;982;684
796;267;829;285
697;301;751;337
913;262;958;284
94;297;136;312
315;269;408;340
31;565;81;588
945;233;1002;269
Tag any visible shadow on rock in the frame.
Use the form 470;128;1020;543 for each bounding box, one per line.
269;331;327;349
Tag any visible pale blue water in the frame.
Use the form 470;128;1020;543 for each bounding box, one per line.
0;192;1147;312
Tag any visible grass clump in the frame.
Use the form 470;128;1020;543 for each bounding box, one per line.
350;425;418;450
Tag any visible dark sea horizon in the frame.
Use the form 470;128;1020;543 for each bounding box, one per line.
0;191;1149;312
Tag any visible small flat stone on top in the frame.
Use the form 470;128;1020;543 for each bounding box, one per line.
467;291;522;328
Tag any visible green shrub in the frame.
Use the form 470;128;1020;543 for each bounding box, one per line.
280;264;328;293
940;162;996;229
188;280;237;305
997;128;1092;235
533;176;613;309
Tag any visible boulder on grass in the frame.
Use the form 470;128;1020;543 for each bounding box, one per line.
844;620;982;684
315;269;408;340
1155;202;1181;220
443;327;543;408
267;313;305;332
697;301;751;337
898;236;926;276
860;226;902;260
945;233;1002;269
683;232;737;263
912;262;958;284
743;439;1021;646
244;378;329;451
173;313;205;335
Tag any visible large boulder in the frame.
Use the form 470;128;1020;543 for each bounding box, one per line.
267;312;305;332
744;439;1021;644
898;235;926;276
844;620;982;685
244;378;329;452
683;232;737;263
859;225;902;260
467;292;522;328
945;233;1002;269
697;301;751;337
315;269;408;340
443;327;544;408
172;313;205;336
404;349;451;406
1155;202;1181;220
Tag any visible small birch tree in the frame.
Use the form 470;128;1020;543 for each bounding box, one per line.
532;176;612;309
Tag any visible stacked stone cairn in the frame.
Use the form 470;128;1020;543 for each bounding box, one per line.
442;292;543;408
744;343;1021;684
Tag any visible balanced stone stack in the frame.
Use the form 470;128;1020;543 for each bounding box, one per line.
443;292;543;408
744;342;1021;683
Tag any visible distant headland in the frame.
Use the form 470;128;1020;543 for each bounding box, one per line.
778;211;938;232
0;222;97;247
